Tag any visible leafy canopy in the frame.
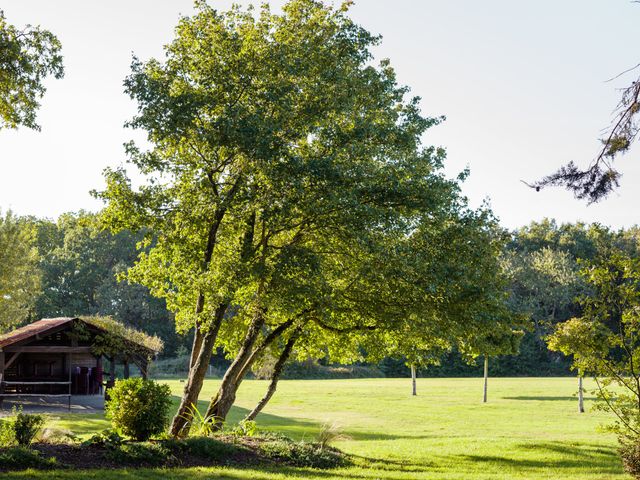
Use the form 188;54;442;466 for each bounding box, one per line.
0;10;63;130
0;211;40;332
549;251;640;442
96;0;453;340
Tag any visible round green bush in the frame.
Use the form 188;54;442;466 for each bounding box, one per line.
105;378;172;441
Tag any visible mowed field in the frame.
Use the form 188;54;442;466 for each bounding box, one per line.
8;377;630;480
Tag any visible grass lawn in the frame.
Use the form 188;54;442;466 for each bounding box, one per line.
9;377;629;479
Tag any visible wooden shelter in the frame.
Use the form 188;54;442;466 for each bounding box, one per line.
0;317;162;409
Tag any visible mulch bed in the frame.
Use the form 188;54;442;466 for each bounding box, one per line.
28;437;267;470
0;435;346;471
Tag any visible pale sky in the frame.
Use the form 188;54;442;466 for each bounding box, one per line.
1;1;639;229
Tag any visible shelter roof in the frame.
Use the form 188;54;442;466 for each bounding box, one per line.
0;317;162;354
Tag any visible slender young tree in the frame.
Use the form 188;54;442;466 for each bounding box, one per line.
548;251;640;443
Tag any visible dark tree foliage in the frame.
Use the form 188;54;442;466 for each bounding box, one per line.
32;212;185;356
416;220;634;377
533;63;640;202
533;161;621;204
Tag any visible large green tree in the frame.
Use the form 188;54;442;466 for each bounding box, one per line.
33;212;180;353
0;9;63;130
0;211;40;331
98;0;429;434
97;0;522;436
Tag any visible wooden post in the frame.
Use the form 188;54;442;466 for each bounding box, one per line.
483;355;489;403
578;374;584;413
0;351;5;409
140;358;148;380
123;359;130;379
96;356;103;394
109;356;115;386
411;364;417;396
67;352;72;411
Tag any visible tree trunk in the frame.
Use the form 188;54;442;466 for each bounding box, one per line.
578;375;584;413
169;303;227;437
234;318;296;382
169;195;242;436
189;296;206;369
411;364;417;396
483;355;488;403
244;333;298;422
205;308;266;427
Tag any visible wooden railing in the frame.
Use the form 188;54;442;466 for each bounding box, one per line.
0;378;72;410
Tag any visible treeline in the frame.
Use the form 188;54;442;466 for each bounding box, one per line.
415;219;640;377
0;211;185;355
4;208;639;378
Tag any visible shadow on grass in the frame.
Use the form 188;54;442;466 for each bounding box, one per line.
503;396;596;401
452;441;622;475
174;396;442;443
175;396;323;441
0;466;413;480
1;442;621;480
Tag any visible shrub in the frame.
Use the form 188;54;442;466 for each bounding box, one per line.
316;422;349;450
259;435;346;469
105;378;172;441
82;429;123;448
179;403;218;437
230;420;258;437
621;441;640;479
0;446;58;470
179;436;245;461
278;360;384;380
0;407;45;446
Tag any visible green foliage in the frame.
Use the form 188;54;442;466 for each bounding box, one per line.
105;378;172;441
0;447;58;470
0;420;14;446
177;436;245;461
179;404;218;437
81;315;163;356
259;435;346;469
81;429;124;448
93;0;530;431
230;420;258;437
548;250;640;444
280;360;384;379
106;441;174;466
95;0;491;357
0;211;40;332
0;407;45;446
32;212;181;356
0;9;64;130
12;410;45;446
459;219;628;377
